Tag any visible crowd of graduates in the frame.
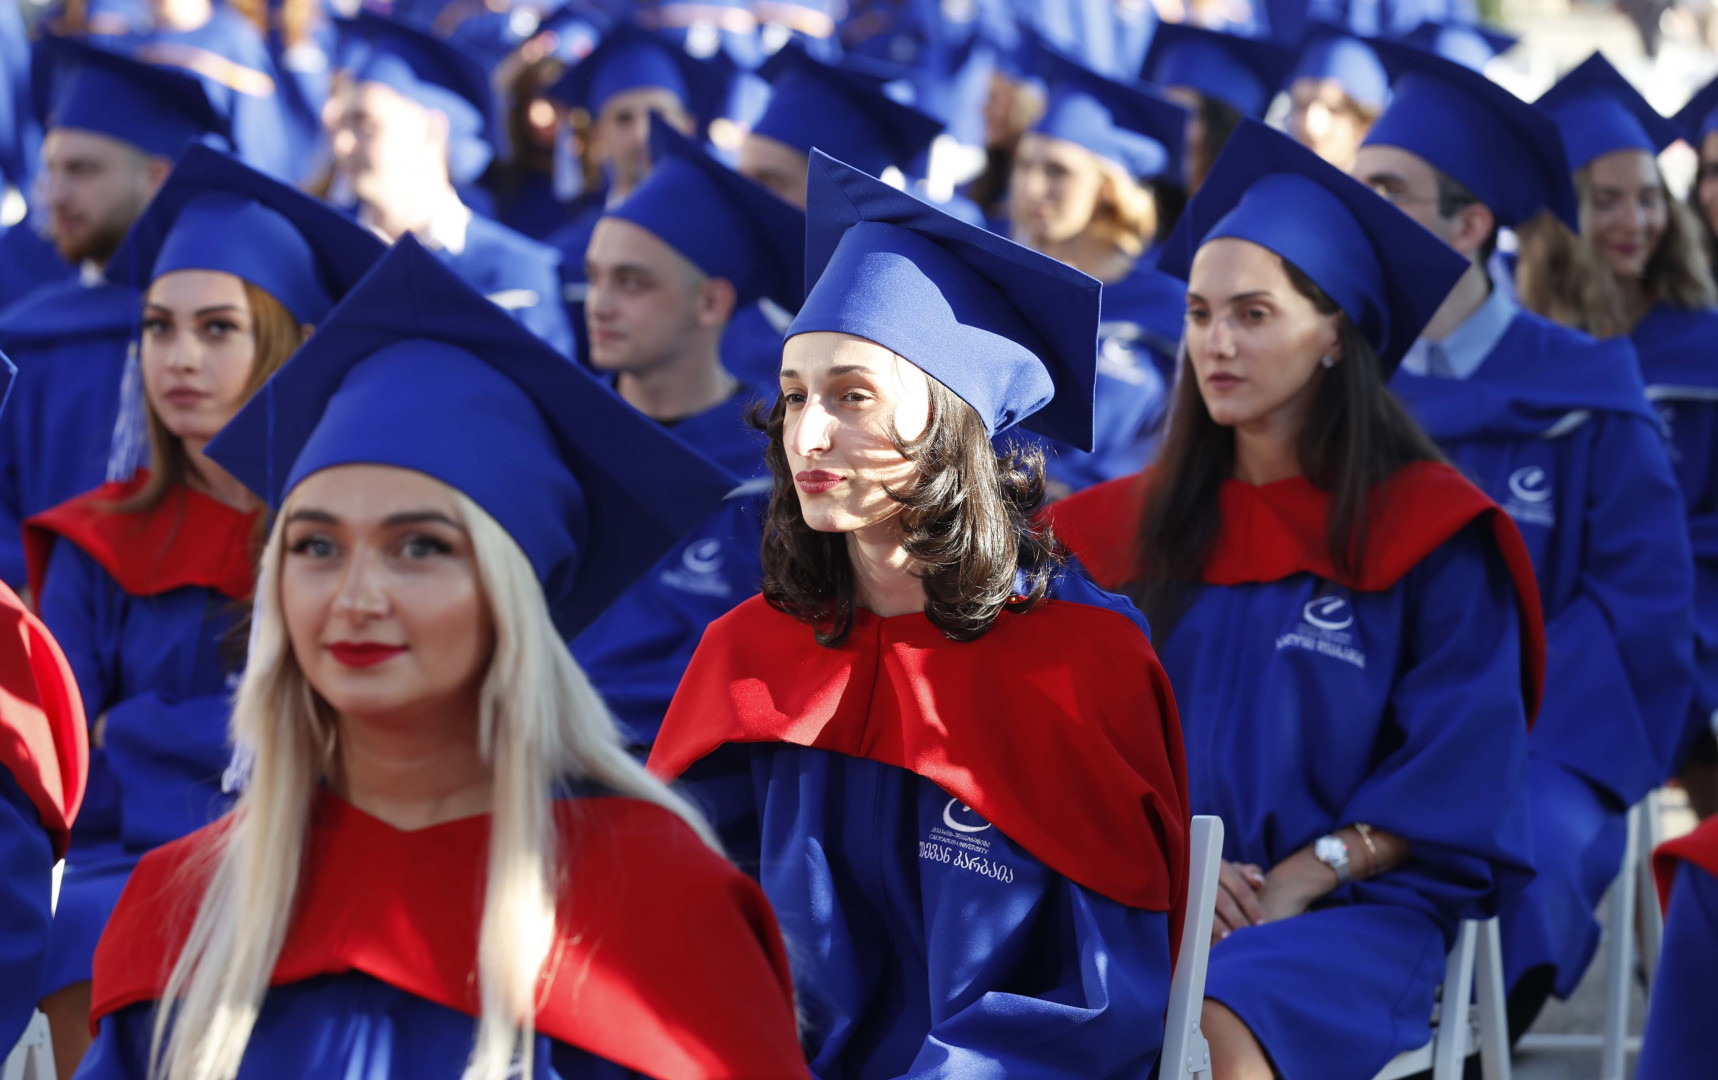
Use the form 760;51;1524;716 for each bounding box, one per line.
0;0;1709;1078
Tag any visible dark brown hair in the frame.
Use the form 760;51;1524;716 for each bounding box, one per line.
115;280;301;517
1129;257;1443;632
754;369;1062;647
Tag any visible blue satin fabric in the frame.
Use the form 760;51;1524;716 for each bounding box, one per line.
74;972;645;1079
1392;309;1696;996
0;771;54;1056
437;214;576;358
1159;521;1534;1079
1637;861;1718;1079
36;544;239;995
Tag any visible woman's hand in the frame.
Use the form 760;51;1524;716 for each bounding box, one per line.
1212;860;1266;943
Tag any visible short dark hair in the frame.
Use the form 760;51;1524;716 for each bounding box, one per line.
1432;167;1499;266
753;373;1061;647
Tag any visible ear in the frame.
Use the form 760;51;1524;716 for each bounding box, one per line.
299;323;315;345
1455;201;1497;262
696;276;737;328
143;155;173;191
1324;313;1345;363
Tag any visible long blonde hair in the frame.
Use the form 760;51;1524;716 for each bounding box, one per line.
1089;157;1159;260
150;485;717;1080
1516;164;1718;336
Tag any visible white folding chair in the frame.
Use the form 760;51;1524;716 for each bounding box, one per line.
0;1012;54;1080
1515;796;1658;1079
1159;815;1224;1080
1372;918;1512;1080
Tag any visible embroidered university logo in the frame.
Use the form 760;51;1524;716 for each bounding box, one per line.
1276;594;1366;669
1503;466;1555;528
919;799;1015;883
658;538;732;597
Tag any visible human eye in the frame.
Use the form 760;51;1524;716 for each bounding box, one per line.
287;533;338;558
399;533;454;560
1185;306;1209;325
780;389;807;406
141;316;170;337
202;319;241;340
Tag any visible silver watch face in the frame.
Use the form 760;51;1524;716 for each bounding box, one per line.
1315;836;1347;864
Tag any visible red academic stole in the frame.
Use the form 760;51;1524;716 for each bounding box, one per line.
24;474;259;605
1654;817;1718;916
91;794;810;1080
647;595;1192;936
1045;461;1546;723
0;581;85;857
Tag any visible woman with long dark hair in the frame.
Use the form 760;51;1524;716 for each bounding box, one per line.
1049;121;1542;1080
26;146;385;1077
649;150;1189;1078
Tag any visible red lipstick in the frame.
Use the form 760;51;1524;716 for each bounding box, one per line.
328;642;407;668
795;470;844;494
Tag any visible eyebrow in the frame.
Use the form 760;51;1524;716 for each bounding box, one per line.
1360;170;1407;187
778;363;876;380
142;303;246;318
284;509;467;531
1186;290;1275;305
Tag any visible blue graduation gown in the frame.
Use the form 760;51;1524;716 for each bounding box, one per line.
548;196;605;365
0;224;74;315
438;214;576;358
651;570;1186;1079
1630;303;1718;764
1636;863;1718;1080
720;302;793;388
34;520;243;995
0;278;136;588
0;769;54;1056
1391;311;1697;996
1028;262;1183;494
1156;521;1533;1079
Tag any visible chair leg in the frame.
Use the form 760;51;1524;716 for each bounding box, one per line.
1636;789;1664;989
1600;804;1641;1080
1430;922;1478;1079
1474;919;1512;1080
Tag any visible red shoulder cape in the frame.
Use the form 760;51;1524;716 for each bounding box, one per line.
1045;461;1546;722
91;793;809;1080
1654;817;1718;916
0;581;85;858
24;475;259;605
646;595;1191;934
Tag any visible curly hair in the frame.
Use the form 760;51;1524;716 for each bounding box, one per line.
753;369;1062;647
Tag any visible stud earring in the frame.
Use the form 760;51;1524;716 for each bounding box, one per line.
1320;354;1337;369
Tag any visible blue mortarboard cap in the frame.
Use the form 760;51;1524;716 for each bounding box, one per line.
338;13;498;185
1397;20;1517;70
544;23;735;132
204;236;736;639
32;35;228;158
1536;52;1679;172
106;145;388;325
1363;38;1577;228
605;121;805;309
1290;23;1388;111
1141;24;1295;119
751;41;944;177
1159;119;1469;376
790;151;1101;451
1029;37;1187;181
1674;70;1718;145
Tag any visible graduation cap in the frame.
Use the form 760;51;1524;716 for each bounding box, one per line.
749;41;944;178
31;35;229;159
1397;20;1518;70
604;121;804;310
789;151;1100;451
1140;24;1294;119
1535;52;1679;172
543;23;736;134
1158;118;1469;376
204;236;736;639
1288;22;1388;112
1363;38;1577;228
106;144;388;325
1674;70;1718;146
1029;36;1187;181
336;12;498;186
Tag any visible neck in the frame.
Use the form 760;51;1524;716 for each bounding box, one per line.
846;520;925;618
615;341;733;422
360;183;454;244
181;439;259;511
1035;230;1134;284
1421;261;1491;341
1232;404;1308;486
1615;273;1653;330
329;691;492;831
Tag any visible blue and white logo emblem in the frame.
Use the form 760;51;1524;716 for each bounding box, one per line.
1503;465;1555;527
659;538;732;597
942;798;993;834
1277;591;1366;669
1302;596;1354;632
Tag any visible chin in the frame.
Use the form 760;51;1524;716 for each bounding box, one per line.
792;495;859;534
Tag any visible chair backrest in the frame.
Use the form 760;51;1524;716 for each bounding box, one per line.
1161;815;1224;1080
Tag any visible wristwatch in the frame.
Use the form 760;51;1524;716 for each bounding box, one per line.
1315;834;1352;886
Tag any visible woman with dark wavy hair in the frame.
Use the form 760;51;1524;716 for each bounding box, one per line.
1049;121;1543;1080
648;150;1190;1079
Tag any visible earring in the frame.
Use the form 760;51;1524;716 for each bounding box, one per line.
1320;354;1337;369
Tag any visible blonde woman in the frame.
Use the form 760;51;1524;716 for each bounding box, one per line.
76;239;809;1080
1011;43;1190;492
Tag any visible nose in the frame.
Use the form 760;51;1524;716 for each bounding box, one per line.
1206;314;1239;359
787;396;835;459
332;548;389;625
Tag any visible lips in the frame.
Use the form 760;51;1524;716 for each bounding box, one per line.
327;642;407;668
1205;372;1243;390
161;388;209;408
795;470;844;494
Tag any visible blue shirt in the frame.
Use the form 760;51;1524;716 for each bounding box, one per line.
1399;283;1517;380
